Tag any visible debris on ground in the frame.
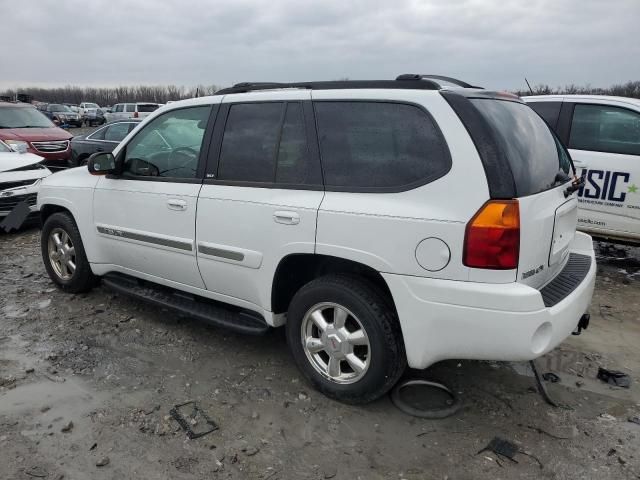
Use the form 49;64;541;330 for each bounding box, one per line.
542;372;560;383
169;401;218;439
60;421;73;433
95;456;110;467
477;437;543;469
597;367;631;388
628;416;640;426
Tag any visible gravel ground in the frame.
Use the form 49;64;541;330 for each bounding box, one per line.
1;229;639;480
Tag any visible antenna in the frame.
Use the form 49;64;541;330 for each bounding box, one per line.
525;78;534;95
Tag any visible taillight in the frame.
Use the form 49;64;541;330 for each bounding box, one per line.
463;200;520;269
133;111;139;118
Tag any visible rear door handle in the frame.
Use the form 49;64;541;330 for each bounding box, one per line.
167;199;187;211
273;211;300;225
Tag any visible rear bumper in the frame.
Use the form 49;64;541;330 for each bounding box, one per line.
383;232;596;369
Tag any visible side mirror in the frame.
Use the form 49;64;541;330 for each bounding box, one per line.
87;152;116;175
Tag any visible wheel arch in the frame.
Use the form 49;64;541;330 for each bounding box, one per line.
271;253;398;316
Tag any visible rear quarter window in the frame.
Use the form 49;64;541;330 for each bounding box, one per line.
314;101;451;191
470;99;570;197
528;101;562;130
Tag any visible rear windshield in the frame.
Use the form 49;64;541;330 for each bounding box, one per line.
471;99;571;196
137;104;159;113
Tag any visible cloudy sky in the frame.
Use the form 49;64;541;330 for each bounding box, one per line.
3;0;639;92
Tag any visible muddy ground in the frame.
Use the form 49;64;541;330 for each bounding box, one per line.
1;229;639;480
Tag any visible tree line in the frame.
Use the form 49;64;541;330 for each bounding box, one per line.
514;80;640;99
0;84;220;106
2;80;640;105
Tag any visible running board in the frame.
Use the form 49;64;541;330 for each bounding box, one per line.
102;272;270;335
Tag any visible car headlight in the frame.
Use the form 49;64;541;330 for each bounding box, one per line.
4;140;29;152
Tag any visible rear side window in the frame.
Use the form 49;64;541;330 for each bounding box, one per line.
217;102;321;185
314;102;450;190
470;99;570;197
137;104;159;113
104;122;130;142
569;104;640;156
528;101;562;130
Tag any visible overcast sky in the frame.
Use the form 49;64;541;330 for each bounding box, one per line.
2;0;639;92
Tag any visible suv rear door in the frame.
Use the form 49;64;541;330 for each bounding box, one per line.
196;90;324;312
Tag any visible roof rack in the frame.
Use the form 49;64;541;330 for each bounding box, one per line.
396;74;482;89
215;79;442;95
214;75;481;95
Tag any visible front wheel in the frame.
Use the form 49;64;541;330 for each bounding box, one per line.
41;212;97;293
286;274;406;404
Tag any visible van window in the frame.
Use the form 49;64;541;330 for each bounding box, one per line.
471;99;570;196
114;104;124;113
125;104;135;113
137;104;159;113
314;101;451;190
528;101;562;129
569;104;640;156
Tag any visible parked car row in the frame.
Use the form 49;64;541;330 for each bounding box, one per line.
0;139;51;231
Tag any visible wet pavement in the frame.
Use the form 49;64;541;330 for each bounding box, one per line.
1;231;639;479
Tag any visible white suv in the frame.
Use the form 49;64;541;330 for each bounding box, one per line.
104;103;161;123
38;76;596;404
524;95;640;245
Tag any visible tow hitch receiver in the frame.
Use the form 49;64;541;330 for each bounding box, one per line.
572;313;590;336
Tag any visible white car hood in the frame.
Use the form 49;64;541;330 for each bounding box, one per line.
0;152;45;172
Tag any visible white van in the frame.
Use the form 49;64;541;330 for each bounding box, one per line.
525;95;640;245
104;103;160;123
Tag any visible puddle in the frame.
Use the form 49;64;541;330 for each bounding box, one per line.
595;241;640;279
0;376;98;416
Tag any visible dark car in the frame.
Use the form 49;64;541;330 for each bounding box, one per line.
38;103;82;128
0;102;73;168
70;119;140;165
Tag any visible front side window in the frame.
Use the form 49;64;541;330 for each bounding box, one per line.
125;104;135;113
114;104;124;113
569;104;640;156
122;106;211;179
314;101;451;190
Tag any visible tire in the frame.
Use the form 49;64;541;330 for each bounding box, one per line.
41;212;97;293
286;274;406;404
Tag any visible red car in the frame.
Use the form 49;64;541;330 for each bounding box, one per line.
0;102;73;169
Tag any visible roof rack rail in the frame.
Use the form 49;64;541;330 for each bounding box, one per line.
396;74;482;89
214;79;442;95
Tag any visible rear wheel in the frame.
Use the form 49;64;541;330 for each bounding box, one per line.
41;212;97;293
286;274;406;404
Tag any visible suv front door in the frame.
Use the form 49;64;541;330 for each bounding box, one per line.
93;104;216;288
568;101;640;240
196;91;324;312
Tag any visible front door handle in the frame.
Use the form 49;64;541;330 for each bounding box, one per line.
273;211;300;225
167;199;187;211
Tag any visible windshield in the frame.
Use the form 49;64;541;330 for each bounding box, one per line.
49;104;72;112
471;99;571;196
0;106;55;128
85;103;99;108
